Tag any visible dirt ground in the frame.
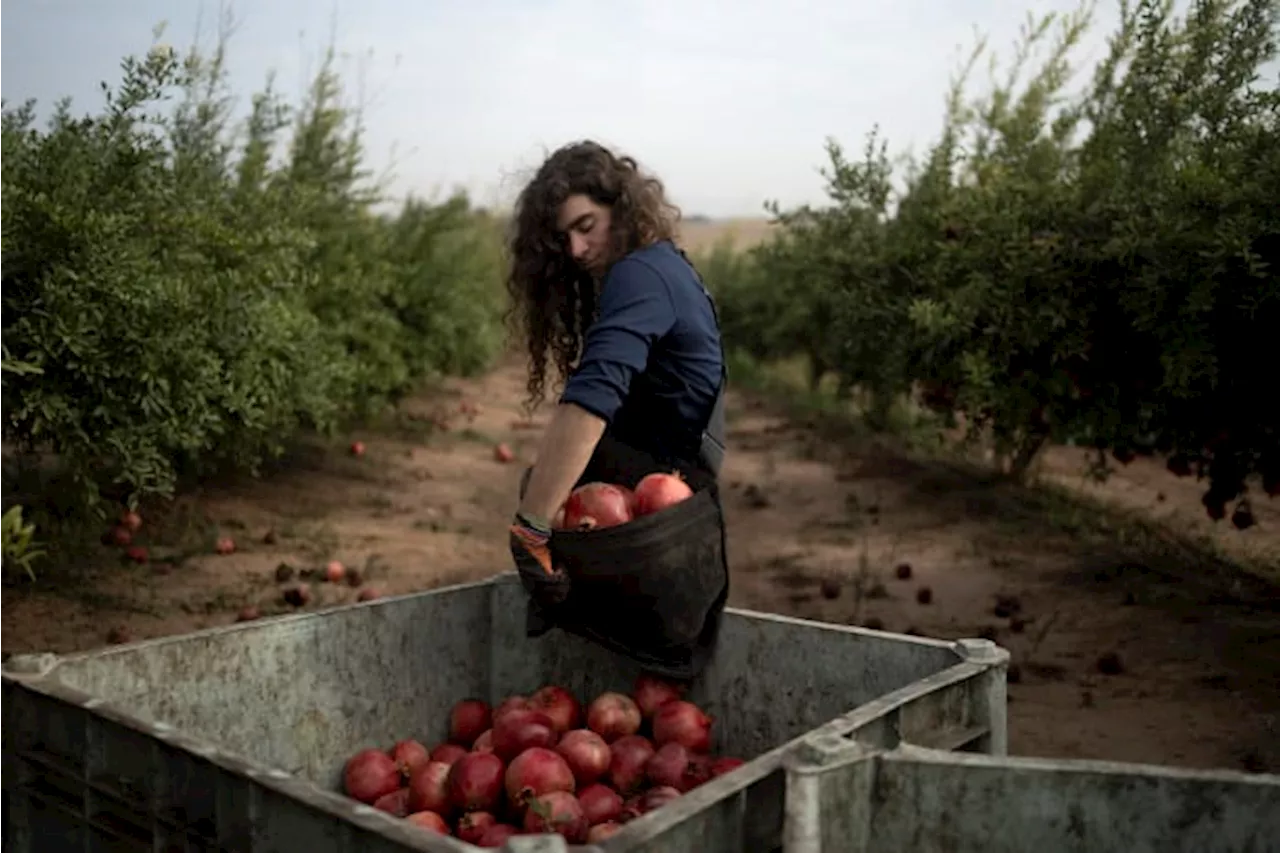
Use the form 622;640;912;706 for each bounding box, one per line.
3;359;1278;776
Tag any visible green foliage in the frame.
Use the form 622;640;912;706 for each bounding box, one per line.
2;35;505;521
2;505;47;582
700;0;1280;523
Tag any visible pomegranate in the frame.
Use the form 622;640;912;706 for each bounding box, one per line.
494;443;515;463
119;510;143;532
562;483;634;530
652;701;712;753
356;587;380;602
457;810;498;843
619;796;645;823
684;753;714;789
215;536;236;555
577;783;623;826
350;440;366;457
640;785;682;813
125;545;149;564
373;789;410;817
477;824;521;847
407;761;452;816
531;685;582;733
449;698;492;747
523;790;588;842
446;752;505;813
586;692;642;742
494;695;534;722
646;742;694;791
431;743;468;766
390;739;430;779
555;729;611;786
344;749;401;804
111;526;133;547
324;560;345;582
588;821;623;841
711;756;745;777
504;747;575;809
633;472;693;516
472;730;495;753
608;735;655;795
405;810;449;834
632;674;684;720
492;708;558;761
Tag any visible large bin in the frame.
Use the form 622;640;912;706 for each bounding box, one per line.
782;737;1280;852
3;573;1009;852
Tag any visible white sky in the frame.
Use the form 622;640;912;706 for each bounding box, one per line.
4;1;1143;217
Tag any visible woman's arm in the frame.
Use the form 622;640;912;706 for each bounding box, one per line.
517;402;607;526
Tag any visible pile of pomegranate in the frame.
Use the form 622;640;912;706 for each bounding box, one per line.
553;472;694;531
341;675;744;845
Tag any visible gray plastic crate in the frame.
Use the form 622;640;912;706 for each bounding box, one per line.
782;736;1280;852
3;573;1008;852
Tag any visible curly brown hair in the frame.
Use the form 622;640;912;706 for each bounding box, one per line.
505;140;682;413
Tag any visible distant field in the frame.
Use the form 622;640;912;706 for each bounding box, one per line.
677;217;776;253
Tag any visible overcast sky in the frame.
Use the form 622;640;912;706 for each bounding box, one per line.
4;0;1137;217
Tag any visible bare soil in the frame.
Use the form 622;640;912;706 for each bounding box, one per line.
4;359;1278;775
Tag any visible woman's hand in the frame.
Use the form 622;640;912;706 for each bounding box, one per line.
510;512;571;608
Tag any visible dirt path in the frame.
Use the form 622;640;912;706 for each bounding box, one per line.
4;360;1278;774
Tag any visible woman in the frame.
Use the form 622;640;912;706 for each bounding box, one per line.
505;140;729;678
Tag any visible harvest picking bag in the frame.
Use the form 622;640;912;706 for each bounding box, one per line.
517;280;730;681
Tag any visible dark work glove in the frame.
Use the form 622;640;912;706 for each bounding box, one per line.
510;513;572;636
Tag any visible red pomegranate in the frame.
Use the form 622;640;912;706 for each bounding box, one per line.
446;752;505;813
646;742;694;791
711;756;745;777
456;810;498;844
405;810;449;834
588;821;623;841
343;748;401;804
640;785;682;812
586;692;642;742
531;684;582;734
372;789;410;817
472;729;495;753
608;735;655;795
492;708;558;761
430;743;468;766
390;739;430;779
556;729;611;786
523;790;588;843
562;483;634;530
633;472;693;516
652;700;713;753
406;761;452;816
504;747;576;809
477;824;521;846
632;673;685;719
578;783;623;826
449;698;492;747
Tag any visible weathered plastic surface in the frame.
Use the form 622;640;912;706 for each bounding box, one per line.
2;573;1008;852
782;738;1280;853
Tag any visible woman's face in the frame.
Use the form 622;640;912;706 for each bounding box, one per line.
556;193;612;277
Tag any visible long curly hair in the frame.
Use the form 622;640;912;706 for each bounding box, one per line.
506;140;682;413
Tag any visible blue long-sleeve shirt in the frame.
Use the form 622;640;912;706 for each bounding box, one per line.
560;240;723;462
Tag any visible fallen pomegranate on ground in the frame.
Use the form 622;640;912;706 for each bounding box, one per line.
336;683;738;841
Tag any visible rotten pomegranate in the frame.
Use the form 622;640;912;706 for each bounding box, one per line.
456;810;498;844
632;673;684;720
446;752;505;813
449;698;492;747
407;761;452;816
577;783;623;826
562;482;634;530
608;734;655;795
523;790;588;843
632;472;693;516
492;708;558;761
390;739;430;779
343;748;401;804
431;743;468;766
504;747;575;810
555;728;611;786
587;692;642;742
531;684;582;733
405;811;450;834
652;700;712;753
